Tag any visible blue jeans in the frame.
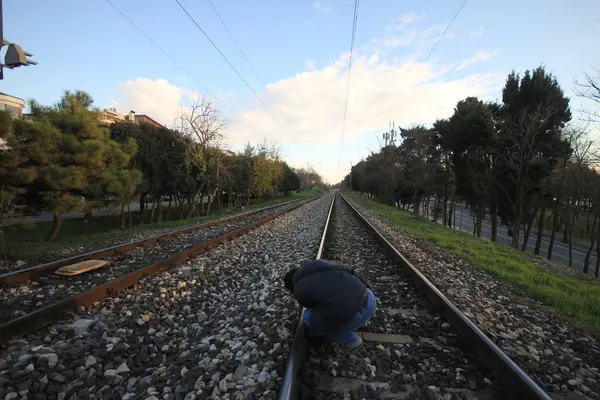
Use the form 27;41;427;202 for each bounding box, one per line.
303;289;377;345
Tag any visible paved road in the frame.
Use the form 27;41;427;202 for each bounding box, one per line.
421;204;598;274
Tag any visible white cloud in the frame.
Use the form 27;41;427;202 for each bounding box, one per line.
392;13;425;31
230;57;500;147
314;2;331;14
113;17;502;183
373;23;456;50
115;78;184;126
226;38;501;182
470;26;484;37
455;50;499;70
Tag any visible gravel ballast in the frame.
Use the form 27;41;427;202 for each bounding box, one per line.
301;196;504;400
2;197;316;272
0;199;315;324
0;193;333;400
344;194;600;399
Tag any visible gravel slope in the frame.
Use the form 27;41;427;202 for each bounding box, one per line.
301;196;504;400
0;194;333;400
0;200;312;324
344;194;600;399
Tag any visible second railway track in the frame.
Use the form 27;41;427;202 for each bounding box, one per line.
0;195;320;345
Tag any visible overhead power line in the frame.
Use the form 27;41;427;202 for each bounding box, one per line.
104;0;219;105
206;0;278;105
205;0;291;134
174;0;290;135
424;0;468;62
339;0;361;163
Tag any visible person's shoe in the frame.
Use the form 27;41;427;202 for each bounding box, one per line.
338;336;363;354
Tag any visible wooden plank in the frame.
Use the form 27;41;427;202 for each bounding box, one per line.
387;308;429;317
357;331;414;344
55;260;108;276
316;377;416;399
317;377;392;394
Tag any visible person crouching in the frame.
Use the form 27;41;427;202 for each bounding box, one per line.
283;259;377;353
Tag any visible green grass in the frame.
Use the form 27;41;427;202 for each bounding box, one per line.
345;191;600;336
5;189;322;258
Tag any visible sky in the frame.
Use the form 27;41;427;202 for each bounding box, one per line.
2;0;600;183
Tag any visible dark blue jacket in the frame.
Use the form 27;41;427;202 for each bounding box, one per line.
291;260;368;336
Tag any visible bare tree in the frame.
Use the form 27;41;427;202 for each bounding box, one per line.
574;65;600;123
545;126;585;259
176;96;225;218
294;167;324;190
562;134;593;266
580;167;600;274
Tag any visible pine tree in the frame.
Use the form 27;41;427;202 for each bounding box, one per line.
2;90;141;241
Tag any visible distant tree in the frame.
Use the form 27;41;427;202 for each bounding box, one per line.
397;125;439;214
495;67;572;248
248;141;283;201
58;89;95;111
3;91;140;241
344;64;600;275
295;167;324;190
104;168;143;229
558;131;594;267
438;97;498;238
278;163;301;195
110;122;197;223
176;96;224;218
432;118;456;227
231;144;255;206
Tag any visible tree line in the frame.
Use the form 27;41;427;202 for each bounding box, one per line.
0;90;321;249
345;65;600;277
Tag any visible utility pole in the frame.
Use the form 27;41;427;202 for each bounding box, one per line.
383;123;389;148
382;121;397;153
0;0;38;80
348;162;353;191
381;120;398;205
389;120;397;146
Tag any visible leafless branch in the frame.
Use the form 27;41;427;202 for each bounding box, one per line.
574;65;600;104
176;95;225;149
574;65;600;123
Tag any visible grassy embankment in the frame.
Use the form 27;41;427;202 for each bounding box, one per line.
345;191;600;336
5;189;322;258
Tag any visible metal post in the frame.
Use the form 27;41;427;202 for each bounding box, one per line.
348;162;352;191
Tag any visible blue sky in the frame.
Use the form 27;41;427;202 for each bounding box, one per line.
3;0;599;183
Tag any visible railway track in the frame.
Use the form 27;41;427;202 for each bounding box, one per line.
0;192;555;399
0;193;336;400
0;195;320;346
279;192;551;400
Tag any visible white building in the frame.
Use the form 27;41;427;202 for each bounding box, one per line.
0;92;26;117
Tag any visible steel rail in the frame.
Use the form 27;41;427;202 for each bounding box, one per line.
1;195;321;286
0;196;321;346
278;193;335;400
337;192;551;400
